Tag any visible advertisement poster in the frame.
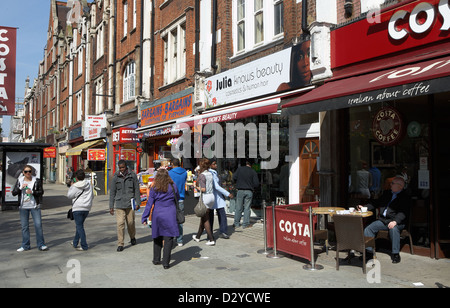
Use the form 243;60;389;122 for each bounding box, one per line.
4;152;41;202
203;41;311;108
87;149;106;161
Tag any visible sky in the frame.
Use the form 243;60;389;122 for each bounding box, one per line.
0;0;51;137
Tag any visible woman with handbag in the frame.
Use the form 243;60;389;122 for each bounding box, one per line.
192;158;216;246
67;169;94;251
142;168;180;269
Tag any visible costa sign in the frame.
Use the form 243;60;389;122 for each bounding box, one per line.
372;107;404;146
389;0;450;40
0;26;16;115
332;0;450;69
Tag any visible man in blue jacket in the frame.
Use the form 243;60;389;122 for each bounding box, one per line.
209;159;233;239
169;158;187;246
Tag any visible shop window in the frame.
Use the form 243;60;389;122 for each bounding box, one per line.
347;98;431;248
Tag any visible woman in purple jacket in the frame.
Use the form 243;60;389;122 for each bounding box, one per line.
142;168;180;269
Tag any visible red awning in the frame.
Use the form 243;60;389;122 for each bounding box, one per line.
282;54;450;114
174;97;282;129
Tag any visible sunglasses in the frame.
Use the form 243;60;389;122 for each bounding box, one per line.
23;170;32;173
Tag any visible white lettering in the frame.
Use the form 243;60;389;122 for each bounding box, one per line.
0;29;8;41
389;0;450;40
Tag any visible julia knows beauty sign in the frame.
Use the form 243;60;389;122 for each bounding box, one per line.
372;107;404;146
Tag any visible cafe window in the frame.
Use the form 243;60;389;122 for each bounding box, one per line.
347;97;431;248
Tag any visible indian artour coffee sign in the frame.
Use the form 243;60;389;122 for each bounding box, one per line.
0;26;16;115
204;48;291;108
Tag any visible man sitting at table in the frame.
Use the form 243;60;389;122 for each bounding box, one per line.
357;176;410;264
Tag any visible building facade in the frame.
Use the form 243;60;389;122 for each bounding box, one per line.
21;0;449;258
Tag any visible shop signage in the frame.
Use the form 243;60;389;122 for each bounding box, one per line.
43;147;57;158
87;148;106;161
388;0;450;41
332;0;450;69
141;94;192;127
0;26;16;115
112;127;138;145
372;107;404;146
120;149;136;161
204;43;311;108
265;206;315;261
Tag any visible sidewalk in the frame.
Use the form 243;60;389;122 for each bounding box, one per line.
0;183;449;289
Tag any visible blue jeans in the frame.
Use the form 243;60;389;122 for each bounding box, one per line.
176;200;184;244
73;211;89;250
19;208;45;250
234;190;253;227
209;207;228;234
364;220;405;254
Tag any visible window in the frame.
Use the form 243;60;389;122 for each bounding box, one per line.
77;48;83;76
162;20;186;85
94;76;104;113
234;0;284;54
133;0;137;29
96;23;104;59
123;61;135;102
76;91;83;122
123;1;128;37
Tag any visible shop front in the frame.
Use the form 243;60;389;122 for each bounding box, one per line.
282;0;450;258
66;118;107;195
170;42;315;217
112;125;139;174
138;89;194;171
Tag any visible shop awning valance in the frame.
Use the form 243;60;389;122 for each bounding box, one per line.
66;139;105;156
282;54;450;115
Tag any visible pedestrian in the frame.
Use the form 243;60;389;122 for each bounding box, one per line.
233;159;259;228
12;165;47;252
358;176;410;264
141;168;180;269
109;160;141;252
67;169;94;251
209;159;233;239
192;158;215;246
168;158;187;247
66;166;74;187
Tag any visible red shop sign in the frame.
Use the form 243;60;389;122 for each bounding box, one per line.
43;147;57;158
332;0;450;69
0;26;17;115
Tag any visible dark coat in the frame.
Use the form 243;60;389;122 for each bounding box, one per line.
367;189;410;226
12;177;44;206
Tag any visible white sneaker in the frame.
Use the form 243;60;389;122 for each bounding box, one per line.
17;247;27;252
205;240;215;246
177;242;183;247
39;245;49;251
192;235;200;242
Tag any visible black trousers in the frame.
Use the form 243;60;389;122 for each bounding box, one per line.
153;236;174;266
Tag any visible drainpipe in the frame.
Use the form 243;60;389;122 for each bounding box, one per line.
139;0;144;97
150;0;155;96
211;0;218;71
302;0;310;39
195;0;200;72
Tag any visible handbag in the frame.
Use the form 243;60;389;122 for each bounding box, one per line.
67;208;74;220
170;184;185;224
194;192;208;217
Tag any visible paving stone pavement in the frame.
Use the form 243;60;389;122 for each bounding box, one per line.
1;183;449;293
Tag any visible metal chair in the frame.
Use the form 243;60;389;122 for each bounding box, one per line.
333;214;376;274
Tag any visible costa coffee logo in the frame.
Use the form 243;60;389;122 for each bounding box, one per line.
389;0;450;41
372;107;404;146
